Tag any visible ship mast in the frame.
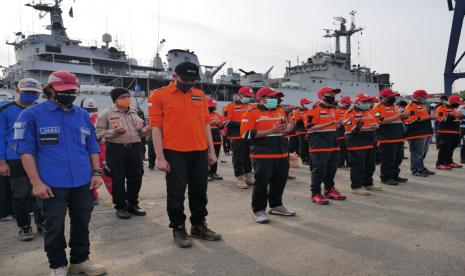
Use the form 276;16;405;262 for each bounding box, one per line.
323;10;364;69
25;0;68;40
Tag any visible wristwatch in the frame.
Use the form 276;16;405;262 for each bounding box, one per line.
92;168;103;176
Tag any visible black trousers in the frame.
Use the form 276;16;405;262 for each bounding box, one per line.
147;139;156;169
289;136;299;154
106;142;144;210
38;183;94;269
252;158;289;213
338;138;349;167
223;137;231;154
379;142;404;181
0;175;13;218
461;129;465;161
437;134;460;165
231;140;252;177
348;149;376;189
7;159;43;228
164;150;209;228
310;151;339;194
298;135;309;162
209;144;221;175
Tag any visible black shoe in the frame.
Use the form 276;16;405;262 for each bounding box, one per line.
394;177;408;183
461;160;465;164
210;173;223;180
381;179;399;186
412;170;428;177
191;223;222;241
422;168;436;175
116;209;131;219
94;198;99;206
128;205;146;216
19;226;34;241
173;226;193;248
302;160;310;166
36;223;44;235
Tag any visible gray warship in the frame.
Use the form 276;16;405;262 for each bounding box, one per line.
0;1;390;107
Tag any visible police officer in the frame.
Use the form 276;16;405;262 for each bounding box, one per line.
344;93;383;195
148;62;221;248
305;87;346;205
372;89;409;185
0;78;44;241
15;71;106;276
404;90;436;176
223;87;254;189
97;88;149;219
435;95;464;169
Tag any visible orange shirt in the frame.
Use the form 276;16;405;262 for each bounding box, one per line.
148;82;210;152
209;112;223;129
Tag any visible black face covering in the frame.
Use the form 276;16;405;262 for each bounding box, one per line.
176;81;194;93
208;107;216;113
322;95;335;104
384;97;396;105
55;91;77;106
447;103;460;108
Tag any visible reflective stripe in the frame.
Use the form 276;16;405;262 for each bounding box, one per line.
256;117;284;123
405;134;433;140
267;133;284;137
229;136;243;140
347;145;374;151
437;130;460;134
378;138;405;144
213;141;222;145
250;153;289;159
309;147;340;153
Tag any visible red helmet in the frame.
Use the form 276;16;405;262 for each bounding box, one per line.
238;86;254;97
256;87;283;99
448;95;464;105
300;98;311;105
47;71;79;92
380;89;399;98
207;97;217;108
412;90;430;98
369;96;379;103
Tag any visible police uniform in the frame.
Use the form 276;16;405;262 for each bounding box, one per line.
15;99;100;269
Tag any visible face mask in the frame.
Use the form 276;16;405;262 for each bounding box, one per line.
116;98;131;108
264;98;278;109
448;103;459;108
322;95;335;104
358;103;371;110
176;81;194;93
240;97;250;104
384;97;396;105
420;98;427;104
208;107;216;113
19;92;39;104
54;91;77;106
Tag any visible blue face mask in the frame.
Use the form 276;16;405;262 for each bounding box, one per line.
358;103;371;110
240;97;250;104
265;98;278;109
19;92;39;104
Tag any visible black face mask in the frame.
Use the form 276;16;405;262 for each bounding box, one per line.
176;81;194;93
54;91;77;106
208;107;216;113
322;95;335;104
384;97;396;105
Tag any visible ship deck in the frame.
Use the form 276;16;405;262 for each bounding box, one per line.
1;144;464;275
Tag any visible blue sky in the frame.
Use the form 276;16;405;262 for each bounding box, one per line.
0;0;462;94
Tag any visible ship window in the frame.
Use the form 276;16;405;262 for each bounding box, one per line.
312;80;315;83
35;48;39;53
319;80;322;83
340;82;342;85
45;45;61;53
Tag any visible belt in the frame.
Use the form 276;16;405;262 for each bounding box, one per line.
107;142;141;148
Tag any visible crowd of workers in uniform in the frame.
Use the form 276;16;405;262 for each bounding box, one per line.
0;61;464;275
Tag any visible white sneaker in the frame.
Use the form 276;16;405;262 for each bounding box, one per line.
50;267;67;276
68;259;106;276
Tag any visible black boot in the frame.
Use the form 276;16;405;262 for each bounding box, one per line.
128;205;146;216
173;226;193;248
190;223;222;241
